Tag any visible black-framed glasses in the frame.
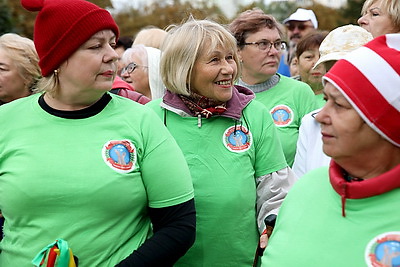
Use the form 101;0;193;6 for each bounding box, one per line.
121;62;148;75
242;40;286;51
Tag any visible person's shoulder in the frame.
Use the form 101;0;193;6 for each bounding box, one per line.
246;97;269;111
299;166;329;183
279;74;313;90
145;98;164;119
109;93;153;113
0;93;37;113
114;89;151;105
243;99;276;128
146;98;162;109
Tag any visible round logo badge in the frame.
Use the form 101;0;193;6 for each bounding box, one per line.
223;125;252;153
365;231;400;267
270;105;294;127
102;140;137;173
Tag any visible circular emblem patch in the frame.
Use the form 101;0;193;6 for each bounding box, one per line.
223;125;252;153
102;140;136;173
270;105;293;127
365;232;400;267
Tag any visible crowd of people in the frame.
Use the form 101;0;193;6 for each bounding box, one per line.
0;0;399;266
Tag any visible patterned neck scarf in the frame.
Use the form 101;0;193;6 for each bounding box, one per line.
179;92;227;118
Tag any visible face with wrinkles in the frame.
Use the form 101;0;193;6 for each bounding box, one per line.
190;43;237;103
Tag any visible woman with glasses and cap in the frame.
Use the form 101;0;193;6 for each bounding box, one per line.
261;33;400;266
229;8;318;167
147;18;296;266
121;44;165;100
0;0;195;266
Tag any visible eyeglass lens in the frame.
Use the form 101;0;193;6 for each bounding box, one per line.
259;41;284;51
122;63;137;74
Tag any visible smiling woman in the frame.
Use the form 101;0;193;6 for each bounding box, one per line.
147;18;296;266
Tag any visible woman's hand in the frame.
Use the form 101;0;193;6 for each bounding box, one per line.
259;233;269;249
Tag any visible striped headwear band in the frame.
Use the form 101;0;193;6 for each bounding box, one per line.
323;34;400;147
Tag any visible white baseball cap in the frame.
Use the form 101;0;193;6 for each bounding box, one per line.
283;8;318;29
313;25;373;69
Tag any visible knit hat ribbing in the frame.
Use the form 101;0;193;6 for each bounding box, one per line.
21;0;119;77
323;34;400;147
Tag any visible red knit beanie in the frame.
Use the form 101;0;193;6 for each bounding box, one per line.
323;34;400;147
21;0;119;77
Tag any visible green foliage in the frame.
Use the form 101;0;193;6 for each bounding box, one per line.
3;0;362;41
338;0;364;25
0;0;13;35
307;2;342;31
114;0;227;38
235;1;340;31
261;1;299;23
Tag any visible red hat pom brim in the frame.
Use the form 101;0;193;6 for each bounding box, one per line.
21;0;44;11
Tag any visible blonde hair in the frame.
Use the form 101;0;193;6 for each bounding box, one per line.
361;0;400;31
0;33;41;92
160;18;240;96
35;73;60;95
133;27;167;49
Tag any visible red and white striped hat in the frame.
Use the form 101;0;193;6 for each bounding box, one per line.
323;34;400;147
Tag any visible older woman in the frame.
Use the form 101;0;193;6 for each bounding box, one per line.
229;9;317;167
147;18;296;266
358;0;400;37
0;0;195;266
261;34;400;266
0;33;40;105
121;44;165;99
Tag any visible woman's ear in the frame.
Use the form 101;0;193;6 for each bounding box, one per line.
237;48;243;63
290;56;298;76
290;57;298;67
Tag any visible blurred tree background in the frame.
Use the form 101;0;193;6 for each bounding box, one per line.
0;0;365;39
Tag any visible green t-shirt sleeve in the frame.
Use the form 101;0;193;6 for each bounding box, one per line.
139;109;194;208
297;82;319;119
247;102;288;177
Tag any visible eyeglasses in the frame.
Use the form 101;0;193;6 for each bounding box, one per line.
242;40;286;51
286;23;314;31
121;62;148;75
